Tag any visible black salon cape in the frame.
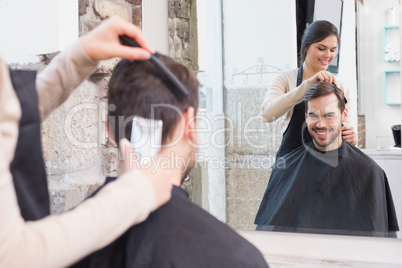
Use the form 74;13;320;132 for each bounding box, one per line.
254;141;399;237
72;184;269;268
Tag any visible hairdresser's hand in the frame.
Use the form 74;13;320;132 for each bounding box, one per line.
80;16;154;61
342;124;356;144
310;70;337;86
119;139;172;209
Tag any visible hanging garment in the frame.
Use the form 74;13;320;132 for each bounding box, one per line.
9;69;50;221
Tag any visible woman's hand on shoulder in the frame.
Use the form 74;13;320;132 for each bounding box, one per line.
310;70;338;86
119;139;173;209
80;16;154;61
342;124;356;145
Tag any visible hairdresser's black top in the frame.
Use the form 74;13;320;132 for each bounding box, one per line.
72;184;269;268
255;141;399;237
9;69;50;221
275;66;312;158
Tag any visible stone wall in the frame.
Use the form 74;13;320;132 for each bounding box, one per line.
44;0;143;214
167;0;208;207
168;0;198;71
224;87;283;230
46;0;201;214
13;0;213;217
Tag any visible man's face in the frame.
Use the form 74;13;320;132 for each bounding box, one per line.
305;93;347;151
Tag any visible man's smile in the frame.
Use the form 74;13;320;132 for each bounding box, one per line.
313;128;332;139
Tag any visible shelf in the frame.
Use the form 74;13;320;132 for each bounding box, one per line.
384;70;401;105
383;26;400;63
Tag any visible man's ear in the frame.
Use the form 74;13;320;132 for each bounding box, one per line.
184;106;197;142
342;108;348;123
106;120;118;147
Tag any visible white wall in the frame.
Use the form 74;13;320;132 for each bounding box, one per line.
197;0;224;114
0;0;78;64
337;0;358;137
358;0;401;149
196;0;226;222
223;0;297;89
400;2;402;132
142;0;169;55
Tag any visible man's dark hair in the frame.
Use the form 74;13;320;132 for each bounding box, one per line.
304;82;345;112
299;20;340;66
107;54;199;144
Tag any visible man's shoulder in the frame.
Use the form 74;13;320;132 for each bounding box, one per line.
140;187;269;267
342;142;383;171
343;142;373;160
162;187;242;234
140;186;229;231
275;144;307;166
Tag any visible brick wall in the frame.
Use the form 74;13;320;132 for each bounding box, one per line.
357;115;366;149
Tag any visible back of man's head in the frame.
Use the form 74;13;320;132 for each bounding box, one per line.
107;54;199;145
304;82;346;112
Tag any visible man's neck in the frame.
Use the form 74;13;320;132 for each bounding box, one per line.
158;148;192;187
312;139;343;152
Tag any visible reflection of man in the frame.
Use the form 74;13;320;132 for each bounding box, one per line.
255;82;399;237
74;55;269;267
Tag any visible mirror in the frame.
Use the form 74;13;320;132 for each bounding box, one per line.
204;0;402;238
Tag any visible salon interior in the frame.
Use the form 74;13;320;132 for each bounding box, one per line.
1;0;402;267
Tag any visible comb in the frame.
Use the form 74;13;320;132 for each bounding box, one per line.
118;35;189;101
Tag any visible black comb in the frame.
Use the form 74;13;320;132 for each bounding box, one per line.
118;35;189;101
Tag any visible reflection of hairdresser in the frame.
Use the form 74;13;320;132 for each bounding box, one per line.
0;17;173;268
261;20;356;158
